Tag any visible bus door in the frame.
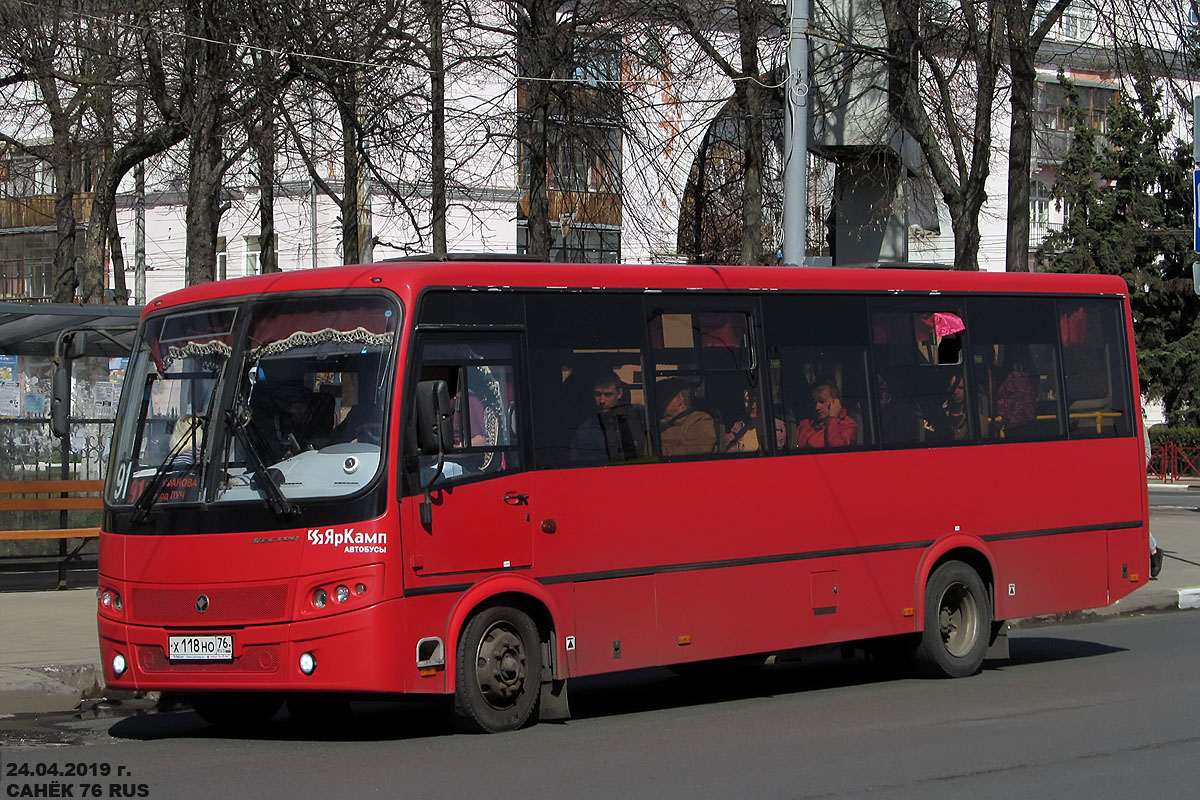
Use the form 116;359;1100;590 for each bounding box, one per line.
403;334;532;577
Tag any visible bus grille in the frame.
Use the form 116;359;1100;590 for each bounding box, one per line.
129;585;290;625
136;644;281;673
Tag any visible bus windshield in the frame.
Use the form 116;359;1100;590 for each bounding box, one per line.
108;295;399;509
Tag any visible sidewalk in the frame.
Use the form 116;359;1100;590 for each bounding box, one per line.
3;495;1199;716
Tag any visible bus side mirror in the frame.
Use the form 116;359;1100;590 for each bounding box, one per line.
51;330;86;439
51;363;71;438
415;380;453;455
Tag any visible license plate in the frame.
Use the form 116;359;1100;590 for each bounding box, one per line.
168;635;233;661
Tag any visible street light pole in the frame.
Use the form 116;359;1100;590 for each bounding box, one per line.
782;0;809;266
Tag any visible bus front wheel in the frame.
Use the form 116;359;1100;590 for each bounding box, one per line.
912;561;990;678
454;605;542;733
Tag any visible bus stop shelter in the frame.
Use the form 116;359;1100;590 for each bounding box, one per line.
0;301;142;359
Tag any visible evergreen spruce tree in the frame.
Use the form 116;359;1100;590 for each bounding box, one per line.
1040;71;1200;425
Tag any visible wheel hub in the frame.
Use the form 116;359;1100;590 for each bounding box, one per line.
475;622;527;708
938;581;979;657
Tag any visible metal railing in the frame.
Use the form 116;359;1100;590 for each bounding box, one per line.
0;417;112;552
1148;441;1200;483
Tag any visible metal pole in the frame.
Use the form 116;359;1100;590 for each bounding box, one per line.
782;0;810;266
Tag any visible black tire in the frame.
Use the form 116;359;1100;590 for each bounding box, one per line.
190;692;282;729
912;560;991;678
454;605;541;733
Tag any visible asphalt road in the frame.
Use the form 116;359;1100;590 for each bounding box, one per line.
1148;485;1200;510
2;612;1198;799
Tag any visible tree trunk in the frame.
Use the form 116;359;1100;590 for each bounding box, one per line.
520;0;554;260
109;207;128;303
50;153;78;303
41;80;78;302
255;102;278;273
339;93;361;264
426;0;447;256
1005;1;1035;273
186;83;225;285
735;0;764;265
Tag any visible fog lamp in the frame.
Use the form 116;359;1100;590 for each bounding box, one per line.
299;652;316;675
112;653;127;677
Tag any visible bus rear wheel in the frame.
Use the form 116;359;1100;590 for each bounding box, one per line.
912;560;990;678
191;692;282;728
454;605;541;733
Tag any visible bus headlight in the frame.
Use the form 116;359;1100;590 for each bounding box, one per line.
312;589;328;609
335;585;350;604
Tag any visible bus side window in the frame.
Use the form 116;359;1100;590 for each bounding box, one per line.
966;297;1064;442
870;299;970;445
763;295;873;450
525;293;650;469
649;307;762;458
412;341;522;483
1058;299;1133;438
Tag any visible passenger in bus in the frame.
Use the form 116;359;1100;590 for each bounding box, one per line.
931;374;969;441
724;388;785;453
327;365;385;446
570;373;647;464
248;361;337;463
995;359;1036;436
877;376;921;444
795;380;858;448
657;378;717;456
169;414;202;467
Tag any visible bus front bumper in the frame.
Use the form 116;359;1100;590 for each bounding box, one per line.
98;598;410;694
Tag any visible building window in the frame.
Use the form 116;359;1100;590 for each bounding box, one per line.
516;223;620;263
244;236;260;276
1030;180;1051;243
1039;82;1116;134
518;122;622;194
216;236;227;280
0;155;52;198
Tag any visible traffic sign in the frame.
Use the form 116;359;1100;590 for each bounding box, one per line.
1194;168;1200;254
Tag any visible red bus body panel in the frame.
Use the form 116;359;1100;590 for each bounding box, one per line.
97;263;1149;696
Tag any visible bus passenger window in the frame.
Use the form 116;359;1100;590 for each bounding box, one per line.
967;296;1065;442
763;294;872;450
525;293;650;469
871;300;970;445
649;307;763;458
1058;299;1132;438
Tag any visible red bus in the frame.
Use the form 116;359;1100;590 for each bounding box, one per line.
96;261;1149;732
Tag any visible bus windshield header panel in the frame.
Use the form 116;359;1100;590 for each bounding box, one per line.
109;294;401;518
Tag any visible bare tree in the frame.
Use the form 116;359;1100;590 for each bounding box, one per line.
884;0;1006;270
1004;0;1073;272
0;0;102;301
643;0;782;265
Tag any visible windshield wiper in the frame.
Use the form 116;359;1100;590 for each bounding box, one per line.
225;405;300;519
131;415;206;524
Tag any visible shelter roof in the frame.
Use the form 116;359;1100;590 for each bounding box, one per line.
0;302;142;359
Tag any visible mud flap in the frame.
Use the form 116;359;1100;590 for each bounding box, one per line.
985;620;1010;662
538;679;570;721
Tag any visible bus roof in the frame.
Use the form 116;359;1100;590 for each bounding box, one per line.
142;261;1129;319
